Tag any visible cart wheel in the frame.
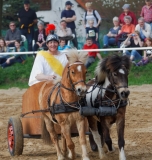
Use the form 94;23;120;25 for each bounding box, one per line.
7;116;23;156
89;134;98;152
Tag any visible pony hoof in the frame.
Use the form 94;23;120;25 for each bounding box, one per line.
107;145;115;154
67;152;75;159
58;154;65;160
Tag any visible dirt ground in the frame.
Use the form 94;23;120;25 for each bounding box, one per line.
0;85;152;160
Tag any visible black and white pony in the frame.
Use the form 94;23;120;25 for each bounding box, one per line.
85;54;131;160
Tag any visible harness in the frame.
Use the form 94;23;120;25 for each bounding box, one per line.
80;71;129;117
21;62;86;120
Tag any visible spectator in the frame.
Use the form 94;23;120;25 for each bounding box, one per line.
33;21;47;51
119;4;137;26
137;38;152;66
28;33;68;86
123;31;143;62
119;16;135;34
140;0;152;29
18;0;37;51
135;17;152;41
0;40;26;68
86;20;98;45
83;2;101;30
61;1;78;48
5;21;22;47
0;38;7;52
58;39;70;51
103;17;121;48
57;20;72;38
83;38;102;68
0;38;10;64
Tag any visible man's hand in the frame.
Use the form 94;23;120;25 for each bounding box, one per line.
47;75;57;80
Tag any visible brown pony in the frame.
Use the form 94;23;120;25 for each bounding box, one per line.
85;54;131;160
39;49;90;160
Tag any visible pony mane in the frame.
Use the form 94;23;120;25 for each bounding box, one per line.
66;49;88;64
95;54;131;83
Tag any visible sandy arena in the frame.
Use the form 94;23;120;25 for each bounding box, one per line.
0;85;152;160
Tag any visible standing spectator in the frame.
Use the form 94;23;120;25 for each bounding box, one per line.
119;4;137;26
103;17;121;48
5;22;22;47
18;0;37;51
83;38;102;68
83;2;101;46
33;21;47;51
61;1;78;48
135;17;152;41
140;0;152;29
57;20;72;38
0;40;26;68
86;20;98;45
83;2;101;30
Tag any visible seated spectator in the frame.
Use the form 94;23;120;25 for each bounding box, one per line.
119;4;137;26
5;21;22;47
86;19;98;45
33;21;47;51
83;38;102;68
0;40;26;68
57;20;72;39
135;17;152;41
58;39;70;51
117;16;135;47
123;31;144;62
103;16;121;48
0;38;7;52
119;16;135;34
137;38;152;66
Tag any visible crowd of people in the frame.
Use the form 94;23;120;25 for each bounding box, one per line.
0;0;152;69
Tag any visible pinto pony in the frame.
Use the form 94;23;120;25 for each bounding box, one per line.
39;50;90;160
86;55;131;160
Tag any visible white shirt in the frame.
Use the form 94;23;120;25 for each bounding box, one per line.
135;23;152;38
83;10;101;27
28;52;68;86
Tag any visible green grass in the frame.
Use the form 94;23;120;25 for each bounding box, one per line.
0;56;152;89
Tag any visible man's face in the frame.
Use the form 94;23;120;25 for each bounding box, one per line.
86;40;93;46
145;1;151;6
24;4;30;11
138;20;144;27
60;22;67;28
66;5;72;10
9;23;16;31
123;8;129;13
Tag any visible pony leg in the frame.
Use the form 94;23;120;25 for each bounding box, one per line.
43;115;65;160
76;118;90;160
60;123;75;160
61;133;67;156
116;112;126;160
88;117;106;160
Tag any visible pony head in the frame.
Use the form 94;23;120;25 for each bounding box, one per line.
95;54;131;100
62;49;88;97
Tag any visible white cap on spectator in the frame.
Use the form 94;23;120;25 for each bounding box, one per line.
122;4;130;9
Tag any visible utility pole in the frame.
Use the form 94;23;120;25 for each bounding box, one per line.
0;0;3;36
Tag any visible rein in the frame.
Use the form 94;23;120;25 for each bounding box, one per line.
21;62;86;118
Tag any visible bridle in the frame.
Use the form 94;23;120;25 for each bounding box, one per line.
60;62;86;93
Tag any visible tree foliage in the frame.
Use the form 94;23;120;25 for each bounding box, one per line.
2;0;39;29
